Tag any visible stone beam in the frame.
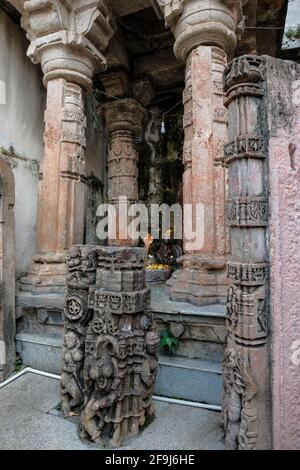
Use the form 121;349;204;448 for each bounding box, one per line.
111;0;152;18
134;48;184;90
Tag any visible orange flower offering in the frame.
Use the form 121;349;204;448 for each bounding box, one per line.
146;264;170;271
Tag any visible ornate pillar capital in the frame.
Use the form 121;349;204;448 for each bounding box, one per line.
103;98;147;136
159;0;242;62
21;0;115;88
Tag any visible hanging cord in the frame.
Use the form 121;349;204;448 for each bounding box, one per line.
97;89;182;136
97;89;182;119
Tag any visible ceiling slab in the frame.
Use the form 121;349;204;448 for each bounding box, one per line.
111;0;152;18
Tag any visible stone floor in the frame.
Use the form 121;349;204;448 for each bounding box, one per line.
0;372;225;450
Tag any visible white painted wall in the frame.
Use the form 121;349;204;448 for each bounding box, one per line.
282;0;300;49
0;8;45;276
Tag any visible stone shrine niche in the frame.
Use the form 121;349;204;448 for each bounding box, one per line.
0;155;16;382
61;245;160;446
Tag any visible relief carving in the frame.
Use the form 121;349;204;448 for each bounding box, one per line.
213;80;224;95
226;198;268;227
224;135;265;163
224;55;265;92
227;262;269;286
223;55;270;449
226;284;268;343
62;246;159;446
183;142;192;168
183;111;193;129
222;349;258;450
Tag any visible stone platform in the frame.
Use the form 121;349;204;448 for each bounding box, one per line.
16;286;226;365
0;373;224;450
152;286;226;362
15;286;226;405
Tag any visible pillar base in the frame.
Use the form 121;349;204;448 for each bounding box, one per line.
20;253;66;294
166;255;228;306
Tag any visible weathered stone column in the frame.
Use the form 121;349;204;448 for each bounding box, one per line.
222;56;270;450
20;0;114;293
62;245;159;446
161;0;241;305
103;98;147;246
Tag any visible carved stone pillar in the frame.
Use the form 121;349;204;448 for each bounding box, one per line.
21;79;89;292
161;0;241;305
222;56;271;450
62;245;159;446
20;0;114;293
103;99;147;246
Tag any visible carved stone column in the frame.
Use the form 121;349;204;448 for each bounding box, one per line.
222;56;271;450
161;0;241;305
20;0;114;293
62;245;159;446
103;98;147;246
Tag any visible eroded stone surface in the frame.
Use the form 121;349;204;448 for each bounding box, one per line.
61;245;159;447
222;55;271;450
266;57;300;450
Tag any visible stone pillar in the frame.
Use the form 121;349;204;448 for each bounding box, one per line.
62;245;159;446
222;56;271;450
20;0;114;293
0;156;15;382
21;79;88;292
103;99;147;246
161;0;241;305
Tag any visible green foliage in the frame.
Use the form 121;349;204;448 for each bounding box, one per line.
15;355;23;372
286;24;300;39
160;328;179;354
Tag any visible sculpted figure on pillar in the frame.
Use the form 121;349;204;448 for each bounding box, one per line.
158;0;242;305
62;245;160;446
20;0;115;293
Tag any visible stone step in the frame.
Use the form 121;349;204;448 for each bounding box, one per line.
151;286;226;364
155;355;223;406
16;333;223;406
16;333;63;374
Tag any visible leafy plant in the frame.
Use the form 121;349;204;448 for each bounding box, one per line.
286;24;300;39
160;328;179;354
15;354;23;372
